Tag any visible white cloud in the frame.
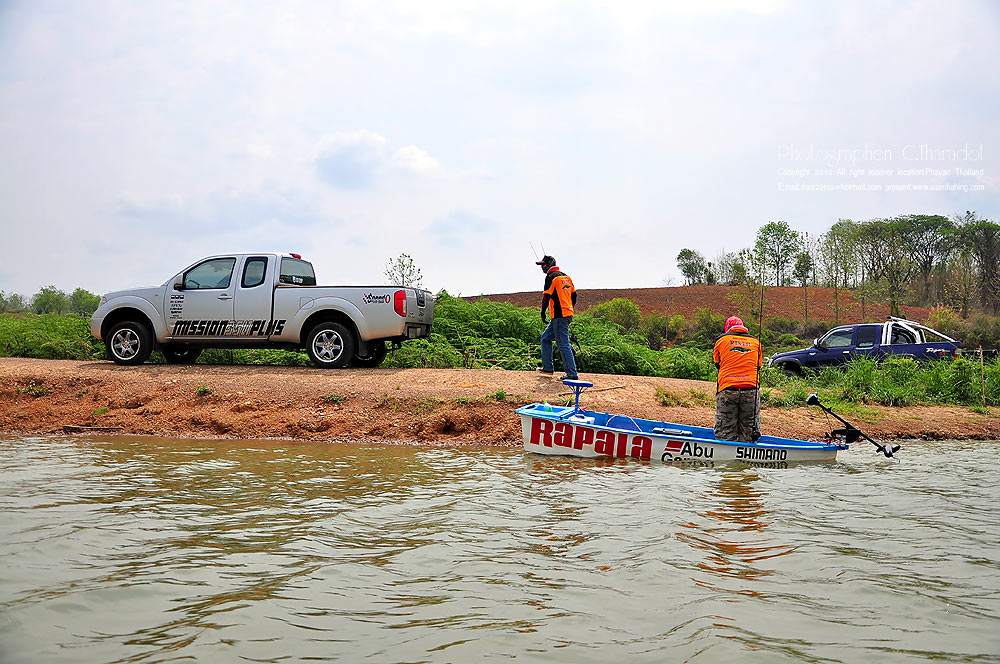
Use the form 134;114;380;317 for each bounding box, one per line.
314;131;467;188
0;1;996;297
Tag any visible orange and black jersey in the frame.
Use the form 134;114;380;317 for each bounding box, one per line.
541;268;577;318
713;331;763;392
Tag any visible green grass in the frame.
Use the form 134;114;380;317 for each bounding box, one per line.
4;307;998;410
761;356;999;409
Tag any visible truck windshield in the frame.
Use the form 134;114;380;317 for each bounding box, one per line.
279;258;316;286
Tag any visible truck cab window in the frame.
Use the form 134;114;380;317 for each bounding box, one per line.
856;325;879;349
890;325;916;345
242;257;268;288
922;329;947;342
823;328;854;348
184;258;236;290
279;258;316;286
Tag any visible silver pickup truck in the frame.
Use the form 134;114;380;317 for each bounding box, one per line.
90;253;434;368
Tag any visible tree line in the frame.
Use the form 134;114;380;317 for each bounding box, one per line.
0;286;101;316
676;211;1000;321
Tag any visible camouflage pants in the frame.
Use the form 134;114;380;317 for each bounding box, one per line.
715;388;761;442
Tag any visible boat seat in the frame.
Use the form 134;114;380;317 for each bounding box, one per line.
562;379;594;389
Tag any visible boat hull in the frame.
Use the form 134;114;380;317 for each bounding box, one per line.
517;404;841;466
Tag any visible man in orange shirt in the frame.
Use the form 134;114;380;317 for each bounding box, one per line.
712;316;763;442
536;255;578;380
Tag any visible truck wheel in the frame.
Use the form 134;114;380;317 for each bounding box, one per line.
162;346;202;364
352;341;388;368
780;363;801;377
306;322;355;369
106;321;153;366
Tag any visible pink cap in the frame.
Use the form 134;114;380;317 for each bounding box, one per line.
724;316;745;333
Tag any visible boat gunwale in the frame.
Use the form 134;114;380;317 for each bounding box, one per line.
515;404;843;452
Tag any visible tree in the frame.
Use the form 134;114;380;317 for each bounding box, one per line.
712;250;739;285
855;217;918;318
0;290;28;313
69;288;101;316
384;253;424;288
31;285;69;314
818;220;858;323
727;247;767;333
793;251;814;319
904;214;954;306
954;211;1000;314
754;221;800;286
675;249;707;285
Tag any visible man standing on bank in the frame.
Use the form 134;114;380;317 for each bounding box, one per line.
536;255;579;380
713;316;763;442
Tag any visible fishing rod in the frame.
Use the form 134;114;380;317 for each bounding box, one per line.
806;393;900;458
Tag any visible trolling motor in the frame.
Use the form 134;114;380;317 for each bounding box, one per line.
807;393;901;458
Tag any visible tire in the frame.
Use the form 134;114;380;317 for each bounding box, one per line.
305;322;356;369
780;363;801;377
106;321;153;366
162;346;202;364
352;341;388;368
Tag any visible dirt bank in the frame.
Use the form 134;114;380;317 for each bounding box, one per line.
1;358;996;444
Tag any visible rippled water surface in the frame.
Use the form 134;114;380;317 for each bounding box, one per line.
1;435;999;663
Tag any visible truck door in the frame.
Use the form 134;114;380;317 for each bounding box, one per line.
165;257;237;338
808;327;856;367
233;256;275;333
852;324;881;361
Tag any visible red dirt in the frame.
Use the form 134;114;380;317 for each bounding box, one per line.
2;359;996;445
472;284;932;324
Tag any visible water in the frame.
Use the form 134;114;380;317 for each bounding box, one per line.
1;435;998;663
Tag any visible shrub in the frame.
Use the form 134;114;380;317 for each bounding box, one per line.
686;308;725;349
766;316;798;334
588;298;642;333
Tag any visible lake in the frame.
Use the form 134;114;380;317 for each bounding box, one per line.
1;435;998;663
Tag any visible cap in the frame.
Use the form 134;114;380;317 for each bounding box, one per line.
724;316;746;333
535;255;555;267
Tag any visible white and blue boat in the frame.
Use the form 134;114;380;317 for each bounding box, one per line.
514;380;886;466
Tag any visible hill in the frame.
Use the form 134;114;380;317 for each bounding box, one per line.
469;285;933;325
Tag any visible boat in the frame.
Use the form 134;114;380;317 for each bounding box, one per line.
514;380;888;467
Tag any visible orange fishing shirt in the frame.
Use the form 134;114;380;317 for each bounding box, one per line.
713;332;763;391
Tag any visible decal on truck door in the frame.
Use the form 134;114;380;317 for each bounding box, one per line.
171;320;287;337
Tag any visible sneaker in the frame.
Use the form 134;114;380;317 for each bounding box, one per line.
537;368;554;375
558;374;579;381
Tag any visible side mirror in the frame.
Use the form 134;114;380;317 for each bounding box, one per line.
173;277;185;291
813;338;820;348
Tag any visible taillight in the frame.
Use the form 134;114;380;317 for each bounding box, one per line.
394;290;407;317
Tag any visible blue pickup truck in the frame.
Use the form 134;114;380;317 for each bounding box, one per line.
767;317;961;374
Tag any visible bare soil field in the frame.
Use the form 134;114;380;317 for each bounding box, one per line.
2;359;996;446
472;284;932;323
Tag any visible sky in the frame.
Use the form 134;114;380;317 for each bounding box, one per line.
0;0;998;299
